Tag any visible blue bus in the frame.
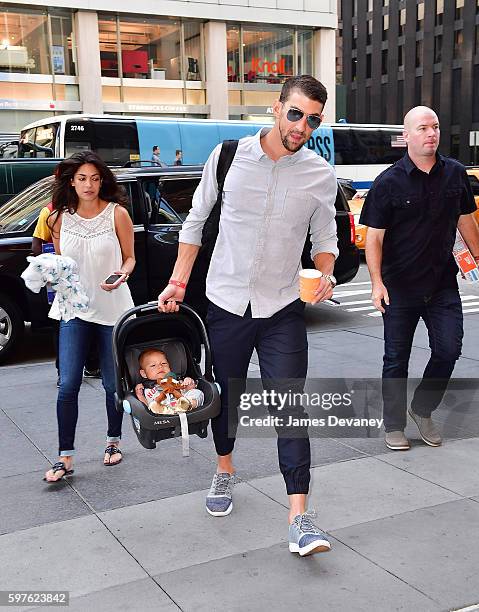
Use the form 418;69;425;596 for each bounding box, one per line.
18;114;406;188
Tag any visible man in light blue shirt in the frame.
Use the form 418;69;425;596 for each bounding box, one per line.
159;75;338;557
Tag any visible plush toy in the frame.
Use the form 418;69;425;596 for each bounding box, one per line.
148;372;192;415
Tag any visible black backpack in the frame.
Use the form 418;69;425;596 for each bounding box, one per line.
200;139;239;260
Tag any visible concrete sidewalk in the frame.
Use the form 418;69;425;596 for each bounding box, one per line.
1;318;479;611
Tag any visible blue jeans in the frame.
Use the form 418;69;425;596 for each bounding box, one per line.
57;318;122;456
382;288;463;432
207;300;310;495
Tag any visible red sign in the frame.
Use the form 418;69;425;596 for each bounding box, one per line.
251;57;286;74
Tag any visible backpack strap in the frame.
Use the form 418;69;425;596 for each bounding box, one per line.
216;139;239;197
201;140;238;252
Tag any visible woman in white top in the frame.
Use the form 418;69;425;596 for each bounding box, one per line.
44;151;135;482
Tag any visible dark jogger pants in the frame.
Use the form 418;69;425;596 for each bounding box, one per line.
207;300;311;495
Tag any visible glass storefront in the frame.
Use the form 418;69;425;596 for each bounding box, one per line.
99;14;203;81
243;25;293;83
227;24;313;85
0;7;74;75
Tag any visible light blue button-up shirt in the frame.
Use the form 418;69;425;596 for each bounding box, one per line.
179;128;339;318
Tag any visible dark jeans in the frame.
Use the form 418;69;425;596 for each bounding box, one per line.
57;318;122;455
382;287;463;432
207;300;310;495
52;320;100;376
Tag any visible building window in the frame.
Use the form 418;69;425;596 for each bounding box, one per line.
454;30;464;60
398;45;404;69
416;39;423;68
227;26;240;82
50;14;75;75
352;24;357;50
183;22;202;81
434;35;442;63
119;16;181;80
98;15;202;81
367;20;372;46
399;9;406;37
382;15;389;41
0;7;74;75
436;0;444;26
242;25;294;84
352;58;357;81
455;0;464;21
366;53;371;78
451;134;460;160
298;30;312;75
381;49;388;75
99;16;119;77
227;24;312;85
368;0;373;12
383;0;389;6
417;3;424;32
415;76;422;106
353;0;357;18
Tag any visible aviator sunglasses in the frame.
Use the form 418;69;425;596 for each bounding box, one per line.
286;106;322;130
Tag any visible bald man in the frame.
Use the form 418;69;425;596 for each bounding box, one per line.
360;106;479;450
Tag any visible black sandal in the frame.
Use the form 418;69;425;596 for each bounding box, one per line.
43;461;74;482
104;445;123;466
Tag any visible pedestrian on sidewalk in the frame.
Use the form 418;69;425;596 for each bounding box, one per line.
158;75;339;557
360;106;479;451
43;151;135;482
32;202;102;387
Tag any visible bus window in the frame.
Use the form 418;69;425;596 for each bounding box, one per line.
64;119;140;166
117;180;140;224
332;128;352;165
33;124;56;158
141;179;182;224
18;128;37;158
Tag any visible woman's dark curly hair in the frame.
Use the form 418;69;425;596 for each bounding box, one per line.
50;151;128;223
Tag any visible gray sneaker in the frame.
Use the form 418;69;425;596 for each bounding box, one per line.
205;472;236;516
288;512;331;557
408;410;442;446
385;430;410;450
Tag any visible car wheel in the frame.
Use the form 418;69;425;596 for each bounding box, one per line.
0;293;24;364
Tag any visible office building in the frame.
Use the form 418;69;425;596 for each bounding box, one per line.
0;1;338;132
340;0;479;163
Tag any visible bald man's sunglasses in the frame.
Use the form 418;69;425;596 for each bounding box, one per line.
286;107;322;130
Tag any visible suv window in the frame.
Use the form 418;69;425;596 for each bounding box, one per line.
158;178;201;221
119;180;141;224
0;178;53;233
140;179;183;224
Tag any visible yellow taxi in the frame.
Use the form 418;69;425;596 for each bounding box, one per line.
348;189;369;251
349;171;479;252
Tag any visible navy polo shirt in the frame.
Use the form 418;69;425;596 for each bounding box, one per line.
359;152;476;296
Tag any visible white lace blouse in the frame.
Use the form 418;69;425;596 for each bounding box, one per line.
49;202;134;326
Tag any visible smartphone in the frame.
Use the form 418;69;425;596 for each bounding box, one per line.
104;273;125;286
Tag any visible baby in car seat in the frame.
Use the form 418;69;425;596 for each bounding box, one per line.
135;348;204;415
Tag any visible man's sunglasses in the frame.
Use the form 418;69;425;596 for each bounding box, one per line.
286;107;322;130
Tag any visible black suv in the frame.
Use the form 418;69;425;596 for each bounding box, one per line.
0;166;359;362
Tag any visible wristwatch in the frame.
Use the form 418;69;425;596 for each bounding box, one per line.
324;274;337;289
